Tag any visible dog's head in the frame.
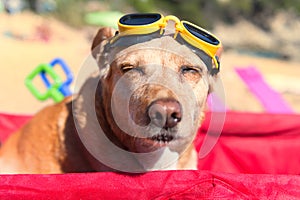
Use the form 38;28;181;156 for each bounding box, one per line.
91;27;221;156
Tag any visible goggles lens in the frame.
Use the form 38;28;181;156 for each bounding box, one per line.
119;13;161;26
182;22;219;45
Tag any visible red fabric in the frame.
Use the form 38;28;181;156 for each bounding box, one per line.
1;170;300;199
196;112;300;174
0;113;31;143
1;111;300;199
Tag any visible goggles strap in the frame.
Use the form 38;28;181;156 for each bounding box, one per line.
211;56;220;75
159;28;164;35
173;31;179;39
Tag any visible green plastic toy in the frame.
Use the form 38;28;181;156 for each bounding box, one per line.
84;11;123;29
25;63;64;102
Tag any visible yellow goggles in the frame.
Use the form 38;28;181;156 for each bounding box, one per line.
116;13;222;74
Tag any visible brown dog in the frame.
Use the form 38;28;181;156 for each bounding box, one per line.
0;27;220;174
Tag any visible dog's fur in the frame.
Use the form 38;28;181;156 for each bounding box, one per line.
0;27;220;174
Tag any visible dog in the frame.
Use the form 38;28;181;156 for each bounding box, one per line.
0;26;221;174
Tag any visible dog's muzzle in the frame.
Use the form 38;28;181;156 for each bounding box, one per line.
146;98;182;143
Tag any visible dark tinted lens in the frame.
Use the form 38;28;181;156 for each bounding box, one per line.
119;13;161;26
183;23;219;45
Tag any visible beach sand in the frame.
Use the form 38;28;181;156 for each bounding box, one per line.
1;12;299;114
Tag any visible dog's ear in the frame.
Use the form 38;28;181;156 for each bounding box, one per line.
91;27;116;58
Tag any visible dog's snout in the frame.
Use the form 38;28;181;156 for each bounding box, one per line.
148;99;182;129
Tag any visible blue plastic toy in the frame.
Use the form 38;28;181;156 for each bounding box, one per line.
40;58;73;97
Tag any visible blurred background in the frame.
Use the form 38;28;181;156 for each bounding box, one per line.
0;0;299;114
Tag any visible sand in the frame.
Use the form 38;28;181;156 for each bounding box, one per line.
1;12;299;115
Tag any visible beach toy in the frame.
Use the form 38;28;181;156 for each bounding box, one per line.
40;58;73;96
235;66;294;113
25;63;64;102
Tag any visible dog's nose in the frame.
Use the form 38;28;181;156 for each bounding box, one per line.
148;99;182;129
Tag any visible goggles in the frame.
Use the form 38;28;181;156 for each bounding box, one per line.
114;13;222;75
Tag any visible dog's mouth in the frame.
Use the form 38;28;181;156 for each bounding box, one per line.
133;128;189;153
145;128;179;147
150;133;174;143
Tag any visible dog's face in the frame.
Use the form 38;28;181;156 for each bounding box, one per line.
92;28;217;156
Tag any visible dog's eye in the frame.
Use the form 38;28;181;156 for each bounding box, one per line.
180;66;202;81
181;66;201;75
120;64;134;73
